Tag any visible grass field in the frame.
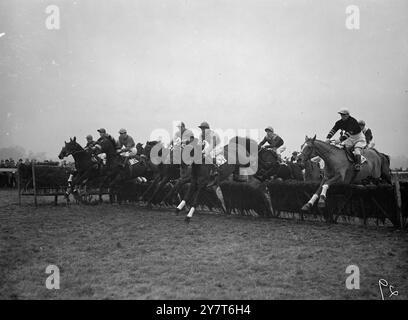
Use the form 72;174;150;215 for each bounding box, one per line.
0;189;407;299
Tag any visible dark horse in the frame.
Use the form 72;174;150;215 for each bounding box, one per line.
257;147;304;181
58;137;105;201
96;135;150;201
140;141;192;207
175;136;274;222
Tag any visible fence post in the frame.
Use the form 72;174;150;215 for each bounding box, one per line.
32;161;37;207
392;174;403;229
17;165;21;205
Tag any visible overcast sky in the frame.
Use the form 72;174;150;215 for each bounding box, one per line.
1;0;407;159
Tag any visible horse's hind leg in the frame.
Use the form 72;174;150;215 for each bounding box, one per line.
301;183;324;212
185;184;204;223
175;183;194;215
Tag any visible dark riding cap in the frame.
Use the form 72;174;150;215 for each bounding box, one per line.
97;128;106;133
198;121;210;129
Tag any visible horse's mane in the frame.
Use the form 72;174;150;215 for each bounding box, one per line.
68;139;84;151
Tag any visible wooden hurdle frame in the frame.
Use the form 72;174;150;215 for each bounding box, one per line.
17;161;109;206
17;162;68;206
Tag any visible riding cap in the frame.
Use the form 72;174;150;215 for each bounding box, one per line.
119;128;127;134
265;126;274;133
358;120;365;126
97;128;106;133
338;109;350;115
198;121;210;129
86;134;93;140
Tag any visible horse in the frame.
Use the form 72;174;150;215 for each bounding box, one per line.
95;136;150;202
257;147;303;181
139;141;185;207
175;136;274;222
58;137;105;201
299;135;391;212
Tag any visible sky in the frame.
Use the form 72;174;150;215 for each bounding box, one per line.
0;0;407;160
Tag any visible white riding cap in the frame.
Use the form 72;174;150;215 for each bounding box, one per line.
338;109;350;115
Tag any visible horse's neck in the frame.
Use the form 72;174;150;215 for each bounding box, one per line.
313;141;343;166
72;151;90;169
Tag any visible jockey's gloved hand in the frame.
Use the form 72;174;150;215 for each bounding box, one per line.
325;139;331;144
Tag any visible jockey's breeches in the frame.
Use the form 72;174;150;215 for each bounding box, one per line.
341;132;366;155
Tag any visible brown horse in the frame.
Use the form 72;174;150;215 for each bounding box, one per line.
175;136;274;222
299;135;391;211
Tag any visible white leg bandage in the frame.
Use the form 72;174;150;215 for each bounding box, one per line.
308;194;319;205
321;184;329;197
68;174;73;182
215;186;226;212
177;200;186;210
187;207;195;218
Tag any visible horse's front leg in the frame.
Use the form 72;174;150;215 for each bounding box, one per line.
175;180;197;215
185;182;205;223
140;175;160;201
301;177;327;212
317;173;344;208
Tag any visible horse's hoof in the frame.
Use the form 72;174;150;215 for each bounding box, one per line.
301;203;312;212
184;216;190;223
318;195;326;208
175;208;181;215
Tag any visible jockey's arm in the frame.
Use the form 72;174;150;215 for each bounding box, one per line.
326;124;340;143
258;137;267;148
275;136;284;149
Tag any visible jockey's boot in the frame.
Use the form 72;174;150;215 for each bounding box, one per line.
354;154;361;171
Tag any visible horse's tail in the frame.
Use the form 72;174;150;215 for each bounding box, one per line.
372;148;391;184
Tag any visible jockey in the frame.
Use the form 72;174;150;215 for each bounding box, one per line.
290;151;299;163
325;109;366;171
117;128;137;166
258;126;284;152
93;128;116;164
84;134;99;163
84;135;96;152
170;121;194;147
198;121;221;157
358;120;375;149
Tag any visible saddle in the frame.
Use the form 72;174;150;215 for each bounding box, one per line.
343;147;367;165
344;147;355;163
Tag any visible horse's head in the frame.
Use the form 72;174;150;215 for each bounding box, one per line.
298;135;317;162
58;137;82;159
